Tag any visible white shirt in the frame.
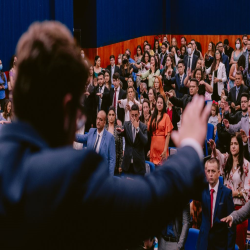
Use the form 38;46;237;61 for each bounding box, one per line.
209;180;219;226
111;65;115;83
187;53;193;70
113;87;120;116
94;129;104;153
119;99;140;122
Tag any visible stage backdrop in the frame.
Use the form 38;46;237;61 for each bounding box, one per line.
0;0;73;72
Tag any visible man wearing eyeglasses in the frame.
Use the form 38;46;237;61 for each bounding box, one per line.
166;78;199;111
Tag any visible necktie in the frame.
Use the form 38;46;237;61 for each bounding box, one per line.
113;88;117;110
188;57;191;69
94;134;100;152
132;126;136;143
236;88;239;100
210;189;214;228
180;75;183;85
98;87;101;111
161;54;164;65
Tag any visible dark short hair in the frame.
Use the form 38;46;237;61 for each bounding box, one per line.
110;55;115;60
205;158;220;170
131;104;139;112
188;42;192;46
177;59;185;66
242;34;248;39
224;39;229;45
236;70;243;78
145;43;151;49
113;72;120;80
181;37;186;41
190;78;199;86
241;92;249;100
126;48;131;55
162;42;168;48
98;72;104;77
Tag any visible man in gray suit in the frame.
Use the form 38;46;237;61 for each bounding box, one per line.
221;201;250;227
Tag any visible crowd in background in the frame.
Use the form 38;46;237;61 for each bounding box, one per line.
1;34;250;249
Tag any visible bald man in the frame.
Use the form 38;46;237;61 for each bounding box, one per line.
76;111;116;175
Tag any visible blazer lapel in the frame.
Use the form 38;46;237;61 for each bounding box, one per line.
99;129;106;153
91;129;98;149
127;122;134;144
232;87;236;103
213;182;223;222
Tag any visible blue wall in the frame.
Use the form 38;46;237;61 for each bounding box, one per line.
76;0;250;49
0;0;73;72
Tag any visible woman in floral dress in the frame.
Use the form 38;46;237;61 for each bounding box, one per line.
209;135;250;250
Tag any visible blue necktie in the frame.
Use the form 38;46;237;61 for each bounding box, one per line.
94;135;100;152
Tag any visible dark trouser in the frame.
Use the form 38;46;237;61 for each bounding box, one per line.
123;163;145;178
0;98;5;111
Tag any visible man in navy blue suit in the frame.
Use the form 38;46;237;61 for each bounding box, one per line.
197;158;236;250
0;21;212;249
170;60;188;98
75;110;116;175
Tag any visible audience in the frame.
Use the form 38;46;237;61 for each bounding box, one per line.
4;34;250;248
0;59;7;111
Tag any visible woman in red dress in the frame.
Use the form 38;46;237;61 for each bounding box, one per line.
148;95;173;165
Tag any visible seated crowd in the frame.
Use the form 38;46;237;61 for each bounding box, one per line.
2;34;250;249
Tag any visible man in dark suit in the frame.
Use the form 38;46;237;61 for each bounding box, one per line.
109;72;126;124
0;21;212;249
184;43;198;73
94;72;110;115
117;104;147;176
191;39;201;58
159;42;169;68
106;55;120;84
228;71;248;113
166;78;199;111
197;158;236;250
217;41;230;78
170;60;188;98
224;92;249;124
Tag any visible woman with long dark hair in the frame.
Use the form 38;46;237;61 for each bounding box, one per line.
153;40;161;54
148;88;157;114
162;54;176;92
104;69;111;89
105;106;123;175
135;45;143;62
140;99;151;160
1;99;13;122
204;42;215;69
120;54;133;90
148;95;173;165
206;49;227;101
93;55;102;78
209;135;250;250
138;55;160;88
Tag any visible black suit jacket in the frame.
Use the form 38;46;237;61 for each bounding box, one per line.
109;87;126;123
119;121;148;173
0;121;207;249
194;49;200;58
228;84;248;109
93;85;110;114
106;65;120;79
184;54;198;73
224;110;242;125
170;94;193;111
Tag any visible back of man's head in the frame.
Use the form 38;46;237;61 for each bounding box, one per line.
14;21;88;147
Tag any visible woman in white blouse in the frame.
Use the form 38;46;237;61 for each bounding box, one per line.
209;135;250;250
118;86;140;122
206;49;227;101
